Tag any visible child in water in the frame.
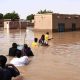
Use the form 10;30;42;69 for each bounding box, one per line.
39;34;45;46
32;38;38;47
44;32;49;46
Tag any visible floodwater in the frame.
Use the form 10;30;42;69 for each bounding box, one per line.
0;27;80;80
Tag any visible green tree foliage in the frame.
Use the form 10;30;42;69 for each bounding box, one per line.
38;9;53;14
0;13;3;19
4;11;20;20
26;14;34;21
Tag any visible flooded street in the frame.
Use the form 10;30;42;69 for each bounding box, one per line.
0;28;80;80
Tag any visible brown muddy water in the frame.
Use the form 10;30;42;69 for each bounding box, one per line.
0;27;80;80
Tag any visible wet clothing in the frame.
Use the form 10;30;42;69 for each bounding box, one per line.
39;39;44;45
10;56;29;66
45;34;49;42
22;47;34;57
39;35;45;46
39;34;49;46
44;34;49;45
32;42;38;47
0;66;20;80
9;47;18;56
0;67;4;80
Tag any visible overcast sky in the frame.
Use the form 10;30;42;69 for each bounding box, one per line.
0;0;80;19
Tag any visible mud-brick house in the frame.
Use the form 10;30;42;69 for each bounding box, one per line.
34;13;80;32
4;19;27;29
0;19;4;27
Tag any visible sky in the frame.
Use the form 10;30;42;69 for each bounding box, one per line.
0;0;80;19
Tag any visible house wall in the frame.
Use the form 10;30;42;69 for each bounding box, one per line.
4;21;28;29
9;21;20;29
52;14;80;32
34;13;53;32
0;19;4;27
21;22;27;29
4;21;10;29
27;20;34;27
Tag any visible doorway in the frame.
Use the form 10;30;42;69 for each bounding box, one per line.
58;23;65;32
72;23;76;31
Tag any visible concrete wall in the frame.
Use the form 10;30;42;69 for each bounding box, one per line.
34;13;53;32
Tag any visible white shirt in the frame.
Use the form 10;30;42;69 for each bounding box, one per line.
10;56;29;66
